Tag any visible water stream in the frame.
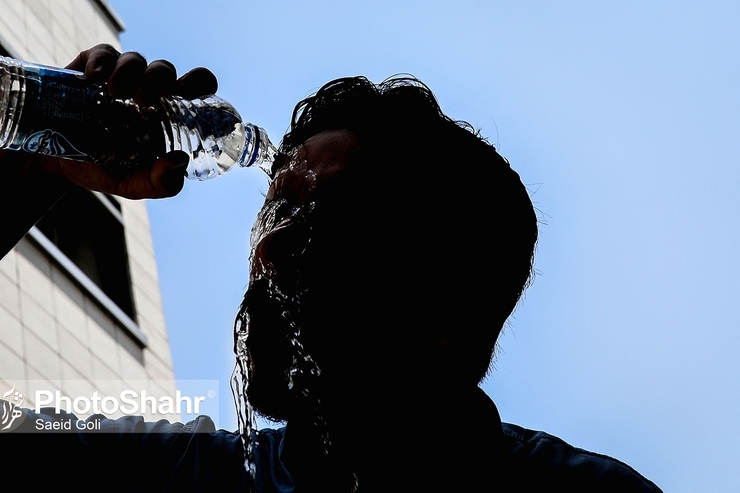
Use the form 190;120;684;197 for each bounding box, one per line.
231;157;357;491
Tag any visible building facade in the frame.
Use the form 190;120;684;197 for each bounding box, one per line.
0;0;177;421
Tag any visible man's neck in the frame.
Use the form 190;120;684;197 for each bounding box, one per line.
282;385;503;491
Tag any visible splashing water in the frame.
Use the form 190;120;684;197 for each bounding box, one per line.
231;313;257;479
231;156;357;491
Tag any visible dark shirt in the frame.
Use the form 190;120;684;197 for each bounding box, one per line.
0;392;661;492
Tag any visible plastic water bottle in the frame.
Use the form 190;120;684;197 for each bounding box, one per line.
0;56;275;180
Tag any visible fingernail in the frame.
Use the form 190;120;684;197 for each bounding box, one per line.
170;151;189;169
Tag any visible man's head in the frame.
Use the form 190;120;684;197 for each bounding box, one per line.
241;76;537;421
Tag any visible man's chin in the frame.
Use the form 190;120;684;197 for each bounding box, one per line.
246;376;294;423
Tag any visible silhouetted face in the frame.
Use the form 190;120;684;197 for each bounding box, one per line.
243;129;361;421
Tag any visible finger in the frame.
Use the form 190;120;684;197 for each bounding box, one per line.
136;59;178;107
107;51;147;100
174;67;218;100
110;151;188;199
142;151;189;198
55;151;188;199
66;44;120;80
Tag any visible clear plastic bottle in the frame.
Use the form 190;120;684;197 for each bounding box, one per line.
0;56;275;180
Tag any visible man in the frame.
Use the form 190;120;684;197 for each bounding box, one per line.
1;45;661;492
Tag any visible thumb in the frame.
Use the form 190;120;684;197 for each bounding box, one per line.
153;151;189;197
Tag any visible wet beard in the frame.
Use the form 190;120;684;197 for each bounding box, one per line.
236;278;360;492
235;261;359;491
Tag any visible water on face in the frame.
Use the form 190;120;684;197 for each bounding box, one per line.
232;157;358;491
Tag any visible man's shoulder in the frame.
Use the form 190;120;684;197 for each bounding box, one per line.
499;422;662;492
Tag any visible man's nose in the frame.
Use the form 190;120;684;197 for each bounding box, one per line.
266;161;316;205
254;219;312;272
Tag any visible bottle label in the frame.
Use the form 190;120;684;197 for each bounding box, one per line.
37;81;86;123
8;60;163;166
14;65;98;156
21;129;86;159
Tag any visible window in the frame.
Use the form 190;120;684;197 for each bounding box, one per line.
35;188;137;320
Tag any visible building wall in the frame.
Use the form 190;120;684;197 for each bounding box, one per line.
0;0;177;420
0;0;122;67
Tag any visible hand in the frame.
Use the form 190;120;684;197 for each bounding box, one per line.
49;44;219;199
0;45;218;257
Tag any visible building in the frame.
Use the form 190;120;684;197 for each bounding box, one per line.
0;0;177;421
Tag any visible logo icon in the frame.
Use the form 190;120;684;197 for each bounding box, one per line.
1;384;25;432
22;129;86;159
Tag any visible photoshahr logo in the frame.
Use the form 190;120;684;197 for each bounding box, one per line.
1;384;25;432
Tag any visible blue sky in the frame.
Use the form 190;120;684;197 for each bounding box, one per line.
108;1;740;491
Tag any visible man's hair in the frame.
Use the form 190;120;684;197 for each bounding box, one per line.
272;76;537;385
